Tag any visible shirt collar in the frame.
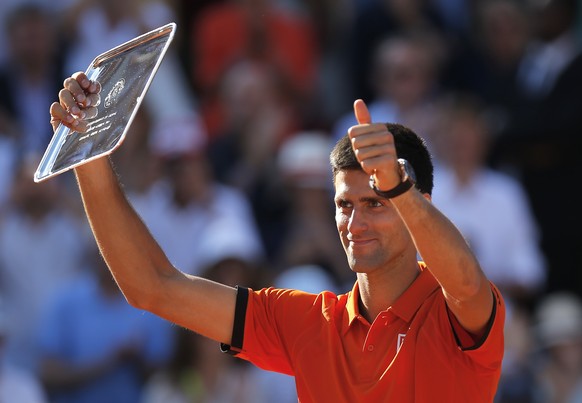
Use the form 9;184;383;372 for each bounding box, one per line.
346;262;440;328
346;281;361;326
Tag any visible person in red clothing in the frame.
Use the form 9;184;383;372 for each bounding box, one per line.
48;72;504;402
190;0;319;139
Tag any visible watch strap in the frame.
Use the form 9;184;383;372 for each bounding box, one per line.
369;176;414;199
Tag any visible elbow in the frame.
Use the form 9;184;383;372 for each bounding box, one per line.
120;286;153;311
458;279;484;302
117;275;165;312
124;292;148;310
455;269;488;302
109;260;178;313
444;256;488;302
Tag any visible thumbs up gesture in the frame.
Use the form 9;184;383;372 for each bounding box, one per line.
347;99;401;192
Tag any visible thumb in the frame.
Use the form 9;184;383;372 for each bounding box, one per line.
353;99;372;124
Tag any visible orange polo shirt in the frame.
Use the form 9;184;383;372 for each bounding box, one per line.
223;263;505;402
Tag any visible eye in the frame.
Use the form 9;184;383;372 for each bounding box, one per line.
336;199;352;209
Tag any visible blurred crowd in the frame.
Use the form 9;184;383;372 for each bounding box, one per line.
0;0;581;402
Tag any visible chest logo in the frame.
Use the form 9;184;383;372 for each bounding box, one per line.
397;333;406;351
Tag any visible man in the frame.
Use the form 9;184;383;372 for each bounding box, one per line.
48;72;504;402
37;244;174;403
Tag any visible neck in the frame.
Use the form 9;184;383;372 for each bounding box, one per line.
356;262;419;322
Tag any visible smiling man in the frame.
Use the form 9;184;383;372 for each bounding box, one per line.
48;73;504;402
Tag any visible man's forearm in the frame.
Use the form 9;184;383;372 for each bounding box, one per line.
74;156;174;308
73;157;238;343
391;189;482;297
390;188;493;333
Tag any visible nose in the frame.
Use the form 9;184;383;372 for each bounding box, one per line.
347;208;368;235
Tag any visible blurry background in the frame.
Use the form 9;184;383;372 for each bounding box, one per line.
0;0;581;402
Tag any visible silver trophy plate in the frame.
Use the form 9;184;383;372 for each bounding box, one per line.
34;22;176;182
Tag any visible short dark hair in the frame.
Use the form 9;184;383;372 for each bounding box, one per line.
329;123;434;195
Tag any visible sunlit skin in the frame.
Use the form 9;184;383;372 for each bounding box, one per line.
335;169;413;272
334;169;425;318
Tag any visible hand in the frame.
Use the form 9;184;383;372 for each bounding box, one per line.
348;99;400;191
49;72;101;133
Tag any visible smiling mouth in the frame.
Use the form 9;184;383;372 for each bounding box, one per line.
349;239;375;248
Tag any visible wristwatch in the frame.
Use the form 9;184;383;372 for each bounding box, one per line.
369;158;416;199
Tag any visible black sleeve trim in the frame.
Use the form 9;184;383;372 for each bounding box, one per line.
454;288;498;351
220;286;249;356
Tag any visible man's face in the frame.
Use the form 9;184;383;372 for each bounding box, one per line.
334;169;411;273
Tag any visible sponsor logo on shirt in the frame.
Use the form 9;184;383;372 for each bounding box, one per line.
397;333;406;351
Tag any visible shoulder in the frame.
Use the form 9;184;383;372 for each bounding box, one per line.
248;287;345;321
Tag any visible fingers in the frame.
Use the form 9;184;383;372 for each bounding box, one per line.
50;71;101;133
348;98;398;185
348;98;379;146
86;92;101;108
71;71;101;103
59;87;81;117
349;126;396;174
83;104;99;120
354;99;371;125
51;97;89;132
49;102;68;131
63;76;88;107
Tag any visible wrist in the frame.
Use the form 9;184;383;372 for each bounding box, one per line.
369;158;416;199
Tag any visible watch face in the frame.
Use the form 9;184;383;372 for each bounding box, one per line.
398;158;416;184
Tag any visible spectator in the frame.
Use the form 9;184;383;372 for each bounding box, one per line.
189;0;319;138
272;131;352;289
495;302;538;403
490;0;582;296
131;142;265;276
0;3;66;157
274;0;354;123
530;292;582;402
431;92;547;307
206;60;302;257
333;31;446;152
208;60;301;194
443;0;532;135
37;245;174;403
0;299;48;403
0;156;90;372
346;0;447;102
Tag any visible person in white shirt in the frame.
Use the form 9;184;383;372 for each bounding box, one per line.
430;92;547;306
0;300;48;403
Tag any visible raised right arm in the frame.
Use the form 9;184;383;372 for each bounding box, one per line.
50;72;237;344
